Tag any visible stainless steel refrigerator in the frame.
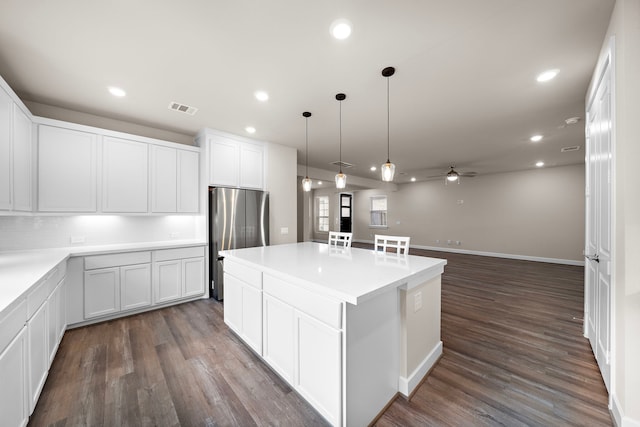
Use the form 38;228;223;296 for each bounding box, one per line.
209;187;269;300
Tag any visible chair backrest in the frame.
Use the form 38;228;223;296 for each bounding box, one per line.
328;231;353;248
374;234;410;255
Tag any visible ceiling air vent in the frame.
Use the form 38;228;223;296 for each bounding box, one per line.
561;145;580;153
330;161;353;168
168;101;198;116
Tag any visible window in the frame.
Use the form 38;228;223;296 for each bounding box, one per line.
317;196;329;232
370;196;387;227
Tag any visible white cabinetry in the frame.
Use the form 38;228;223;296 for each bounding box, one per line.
0;327;28;427
153;246;206;304
151;145;199;213
47;279;66;364
151;145;177;213
84;252;152;319
206;133;264;189
0;85;32;212
178;150;199;213
263;293;295;383
38;125;97;212
27;302;48;412
223;260;263;354
102;137;148;213
0;86;12;210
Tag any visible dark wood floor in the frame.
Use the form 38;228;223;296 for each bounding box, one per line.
29;246;612;427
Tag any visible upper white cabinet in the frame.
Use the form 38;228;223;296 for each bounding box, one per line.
0;85;32;212
151;145;199;213
177;150;199;213
0;86;13;210
102;137;148;213
12;105;32;212
38;125;97;212
151;145;177;213
240;143;264;189
205;132;264;189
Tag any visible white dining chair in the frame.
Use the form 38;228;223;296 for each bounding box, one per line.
328;231;353;248
374;234;410;255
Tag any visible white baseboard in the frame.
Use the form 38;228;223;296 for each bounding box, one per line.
353;239;584;266
398;341;442;397
611;393;640;427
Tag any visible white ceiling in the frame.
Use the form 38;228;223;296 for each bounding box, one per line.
0;0;614;183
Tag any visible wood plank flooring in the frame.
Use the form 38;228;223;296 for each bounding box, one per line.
29;247;611;427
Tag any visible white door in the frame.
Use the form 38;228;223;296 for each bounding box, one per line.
263;293;295;383
121;264;152;311
177;150;199;213
182;257;205;298
12;104;32;212
154;260;182;304
223;274;243;334
84;267;120;318
585;59;612;392
28;302;48;413
0;327;28;427
102;137;149;213
151;145;177;213
0;87;12;210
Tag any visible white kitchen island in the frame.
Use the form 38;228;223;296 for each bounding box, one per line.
220;242;447;427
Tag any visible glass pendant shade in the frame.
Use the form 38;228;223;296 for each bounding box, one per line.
302;176;312;192
381;161;396;182
335;172;347;189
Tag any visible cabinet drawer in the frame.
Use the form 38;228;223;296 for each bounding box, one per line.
154;246;204;262
263;274;342;330
85;251;151;270
225;258;262;289
0;299;27;353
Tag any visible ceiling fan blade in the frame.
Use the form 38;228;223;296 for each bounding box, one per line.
459;172;477;177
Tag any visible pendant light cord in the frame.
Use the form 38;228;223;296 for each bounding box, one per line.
386;75;390;163
339;100;343;174
305;116;309;176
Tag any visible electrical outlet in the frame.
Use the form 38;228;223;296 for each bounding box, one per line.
456;241;461;246
414;292;422;312
436;239;440;244
70;236;85;244
281;227;289;235
447;240;452;245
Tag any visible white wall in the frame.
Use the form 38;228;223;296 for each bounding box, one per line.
594;0;640;424
352;164;585;262
265;142;297;245
0;215;199;251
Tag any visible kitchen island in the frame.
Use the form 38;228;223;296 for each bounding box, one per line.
220;242;447;427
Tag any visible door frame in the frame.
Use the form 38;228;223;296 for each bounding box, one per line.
584;36;616;400
338;192;353;233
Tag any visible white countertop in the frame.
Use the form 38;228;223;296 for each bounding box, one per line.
0;239;206;316
220;242;447;305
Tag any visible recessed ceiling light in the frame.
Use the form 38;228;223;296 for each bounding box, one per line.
536;69;559;82
254;91;269;102
370;166;376;171
317;181;323;185
536;161;545;167
245;126;256;134
108;86;126;97
330;19;352;40
411;177;416;182
530;135;543;142
565;117;581;125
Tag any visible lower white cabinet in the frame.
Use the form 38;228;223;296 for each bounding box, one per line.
223;260;263;355
295;311;342;425
153;247;206;305
47;280;66;364
263;293;295;383
84;267;121;319
121;264;152;311
27;302;48;413
0;327;28;427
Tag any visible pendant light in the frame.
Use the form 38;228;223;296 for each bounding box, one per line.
381;66;396;182
301;111;312;192
335;93;347;189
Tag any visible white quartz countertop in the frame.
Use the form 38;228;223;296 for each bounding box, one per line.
220;242;447;305
0;239;206;316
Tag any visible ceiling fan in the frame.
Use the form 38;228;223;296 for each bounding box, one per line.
426;165;477;183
